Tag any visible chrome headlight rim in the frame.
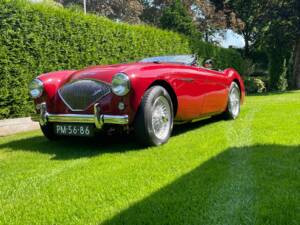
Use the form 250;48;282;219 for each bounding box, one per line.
111;73;130;96
29;78;44;99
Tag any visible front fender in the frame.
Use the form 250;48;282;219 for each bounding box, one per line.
129;74;171;114
37;70;77;100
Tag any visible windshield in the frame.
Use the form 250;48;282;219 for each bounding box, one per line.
140;55;196;65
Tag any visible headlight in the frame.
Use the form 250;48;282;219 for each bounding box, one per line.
29;79;44;99
111;73;130;96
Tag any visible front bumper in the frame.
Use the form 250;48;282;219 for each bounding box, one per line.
31;103;129;129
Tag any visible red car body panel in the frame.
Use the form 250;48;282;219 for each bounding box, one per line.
36;62;245;124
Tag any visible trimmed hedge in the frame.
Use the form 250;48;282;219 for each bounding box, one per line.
0;0;246;119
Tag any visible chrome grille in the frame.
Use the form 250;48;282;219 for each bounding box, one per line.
58;79;111;111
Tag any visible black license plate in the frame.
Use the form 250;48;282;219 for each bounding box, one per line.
54;124;94;137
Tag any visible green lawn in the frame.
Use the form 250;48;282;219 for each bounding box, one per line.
0;91;299;225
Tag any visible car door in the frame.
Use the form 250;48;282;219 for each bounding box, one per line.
172;67;208;121
195;68;228;115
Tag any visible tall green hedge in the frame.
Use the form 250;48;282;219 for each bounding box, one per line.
0;0;246;119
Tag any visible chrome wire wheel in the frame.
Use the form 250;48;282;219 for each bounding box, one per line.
151;96;172;140
229;85;240;118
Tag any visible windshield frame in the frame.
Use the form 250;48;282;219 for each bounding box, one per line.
139;54;197;66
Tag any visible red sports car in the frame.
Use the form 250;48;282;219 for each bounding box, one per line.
29;55;245;146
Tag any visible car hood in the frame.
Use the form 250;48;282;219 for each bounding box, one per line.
67;62;193;84
68;63;135;83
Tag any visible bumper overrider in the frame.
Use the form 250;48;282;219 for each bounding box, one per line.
31;103;129;129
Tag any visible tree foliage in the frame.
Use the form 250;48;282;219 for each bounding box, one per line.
257;0;299;90
159;0;197;36
57;0;144;23
141;0;244;43
217;0;300;90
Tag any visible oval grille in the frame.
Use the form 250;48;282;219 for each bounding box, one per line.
58;79;111;111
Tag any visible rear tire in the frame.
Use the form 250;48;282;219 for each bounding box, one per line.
40;123;59;140
134;86;174;146
223;82;241;120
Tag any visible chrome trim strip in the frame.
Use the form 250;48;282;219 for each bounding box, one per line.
102;115;129;125
62;78;112;86
177;78;194;82
45;114;129;127
31;102;129;129
48;114;95;123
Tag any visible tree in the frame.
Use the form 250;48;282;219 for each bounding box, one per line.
159;0;197;36
139;0;167;25
141;0;243;43
256;0;300;90
215;0;300;90
210;0;267;57
56;0;144;23
291;0;300;89
293;38;300;89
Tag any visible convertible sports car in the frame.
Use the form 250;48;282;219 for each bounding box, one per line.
29;55;245;146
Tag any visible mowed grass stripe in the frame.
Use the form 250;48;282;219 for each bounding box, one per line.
188;99;259;224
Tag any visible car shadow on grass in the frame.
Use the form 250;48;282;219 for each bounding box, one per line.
0;116;222;160
0;134;144;160
101;144;300;225
172;116;223;137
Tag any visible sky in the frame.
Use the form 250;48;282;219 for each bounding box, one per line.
212;29;245;48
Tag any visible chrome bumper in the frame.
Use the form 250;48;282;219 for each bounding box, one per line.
31;103;128;129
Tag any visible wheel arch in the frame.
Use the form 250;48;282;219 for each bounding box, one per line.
224;68;245;104
233;78;242;97
149;80;178;117
232;78;245;104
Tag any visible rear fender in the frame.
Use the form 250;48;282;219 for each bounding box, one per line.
224;68;245;104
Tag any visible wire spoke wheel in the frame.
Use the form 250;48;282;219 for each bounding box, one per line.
229;85;240;118
134;85;173;146
151;96;172;140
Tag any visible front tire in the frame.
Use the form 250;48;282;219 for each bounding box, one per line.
223;82;241;120
134;86;174;146
40;123;59;140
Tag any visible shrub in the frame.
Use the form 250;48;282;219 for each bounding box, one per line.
244;77;267;94
0;0;246;119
